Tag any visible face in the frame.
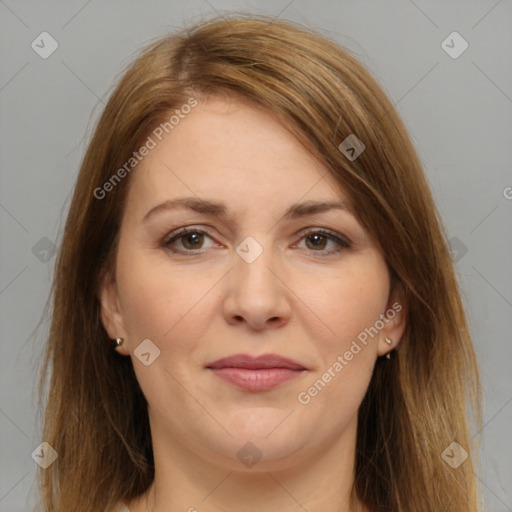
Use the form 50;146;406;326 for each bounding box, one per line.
99;96;406;472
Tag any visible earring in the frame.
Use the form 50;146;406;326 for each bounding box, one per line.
385;337;392;359
112;337;124;348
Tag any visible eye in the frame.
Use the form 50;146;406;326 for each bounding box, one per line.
162;227;351;256
162;228;218;253
293;228;351;256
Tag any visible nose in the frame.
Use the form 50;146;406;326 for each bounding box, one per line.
222;239;292;331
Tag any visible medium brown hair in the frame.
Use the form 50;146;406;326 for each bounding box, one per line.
38;14;482;512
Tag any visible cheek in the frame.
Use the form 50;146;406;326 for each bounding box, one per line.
115;243;219;349
296;256;388;410
311;258;390;349
114;236;168;336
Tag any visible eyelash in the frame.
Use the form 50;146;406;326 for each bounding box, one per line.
162;227;351;257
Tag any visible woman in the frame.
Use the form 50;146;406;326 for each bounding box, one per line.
38;15;482;512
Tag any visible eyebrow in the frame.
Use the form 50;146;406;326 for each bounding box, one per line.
142;197;354;224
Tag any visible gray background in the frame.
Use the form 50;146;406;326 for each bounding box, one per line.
1;1;511;510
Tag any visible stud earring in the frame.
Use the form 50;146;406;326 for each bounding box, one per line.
112;337;124;349
385;337;392;359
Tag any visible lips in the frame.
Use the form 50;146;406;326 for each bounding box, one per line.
206;354;307;391
206;353;306;371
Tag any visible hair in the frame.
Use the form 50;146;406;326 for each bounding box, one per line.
38;14;483;512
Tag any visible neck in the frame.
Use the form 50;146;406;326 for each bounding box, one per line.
128;417;367;512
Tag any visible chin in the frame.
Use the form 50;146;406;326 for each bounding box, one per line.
202;434;309;473
215;415;310;464
224;407;298;438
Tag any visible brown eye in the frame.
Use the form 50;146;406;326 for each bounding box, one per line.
163;228;216;253
180;232;205;250
294;229;351;256
305;233;328;251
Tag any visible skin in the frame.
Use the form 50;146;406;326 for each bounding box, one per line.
99;96;407;512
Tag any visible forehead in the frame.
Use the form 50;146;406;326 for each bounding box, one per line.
123;96;348;220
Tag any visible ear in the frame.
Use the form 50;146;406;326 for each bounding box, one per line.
377;280;408;357
97;268;130;356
